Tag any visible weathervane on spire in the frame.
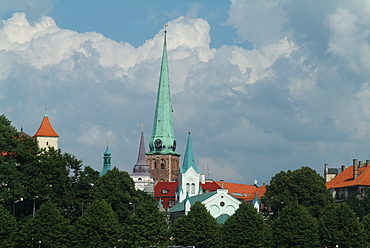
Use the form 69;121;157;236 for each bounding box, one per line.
164;24;168;33
106;139;109;145
141;123;145;132
188;124;192;134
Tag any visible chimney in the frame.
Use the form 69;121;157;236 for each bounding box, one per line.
359;161;363;168
367;160;370;167
353;159;358;179
341;165;346;172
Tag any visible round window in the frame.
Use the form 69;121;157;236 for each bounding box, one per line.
220;201;225;207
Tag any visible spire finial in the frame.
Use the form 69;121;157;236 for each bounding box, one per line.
44;108;48;117
141;123;145;133
164;24;168;33
188;124;191;134
106;139;109;146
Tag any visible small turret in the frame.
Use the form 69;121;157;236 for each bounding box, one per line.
100;145;111;176
33;109;59;150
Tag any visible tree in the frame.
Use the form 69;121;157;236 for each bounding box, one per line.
319;203;365;247
270;201;319;248
344;187;370;220
21;201;71;247
170;201;221;248
0;204;18;247
222;202;270;247
73;199;121;248
361;213;370;247
92;167;138;223
127;190;169;247
262;166;333;219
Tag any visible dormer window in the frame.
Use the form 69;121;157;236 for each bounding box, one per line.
162;189;168;194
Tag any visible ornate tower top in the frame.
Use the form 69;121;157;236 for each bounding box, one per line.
181;132;200;174
101;144;111;176
132;131;151;176
147;30;179;156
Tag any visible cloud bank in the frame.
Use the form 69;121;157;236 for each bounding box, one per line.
1;0;370;185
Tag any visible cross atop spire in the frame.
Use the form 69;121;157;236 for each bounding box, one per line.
147;29;179;156
180;132;200;174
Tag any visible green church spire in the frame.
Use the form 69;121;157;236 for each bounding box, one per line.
180;132;200;174
148;30;179;156
101;145;111;176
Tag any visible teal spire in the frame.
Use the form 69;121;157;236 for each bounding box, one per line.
101;145;111;176
147;30;179;155
180;132;200;173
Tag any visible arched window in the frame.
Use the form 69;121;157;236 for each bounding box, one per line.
186;183;190;193
161;159;165;170
153;160;157;169
191;183;195;194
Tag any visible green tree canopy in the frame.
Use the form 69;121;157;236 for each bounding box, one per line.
319;203;365;247
73;199;121;248
21;201;71;247
127;190;169;247
222;202;270;248
0;204;18;247
344;187;370;220
262;166;333;218
270;200;319;248
92;167;138;223
361;213;370;247
170;201;221;248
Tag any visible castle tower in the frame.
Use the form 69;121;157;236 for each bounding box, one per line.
33;111;59;150
131;130;154;191
146;30;180;182
177;132;203;203
100;145;111;176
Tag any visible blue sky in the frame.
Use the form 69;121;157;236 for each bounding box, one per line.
1;0;370;185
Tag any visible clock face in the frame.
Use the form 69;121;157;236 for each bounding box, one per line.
154;139;162;148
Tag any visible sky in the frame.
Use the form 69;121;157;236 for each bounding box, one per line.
1;0;370;185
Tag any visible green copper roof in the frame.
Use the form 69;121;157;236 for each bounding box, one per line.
101;146;111;176
147;31;179;156
180;132;200;174
170;191;217;213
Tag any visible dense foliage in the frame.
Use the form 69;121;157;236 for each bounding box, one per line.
170;201;221;248
2;114;370;247
262;166;333;218
222;202;270;247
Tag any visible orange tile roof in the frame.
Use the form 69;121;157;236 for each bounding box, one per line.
326;165;370;189
214;181;259;201
33;116;59;137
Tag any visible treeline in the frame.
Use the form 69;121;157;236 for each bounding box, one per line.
2;114;370;247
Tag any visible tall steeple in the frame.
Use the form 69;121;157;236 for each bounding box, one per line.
177;132;202;203
100;145;111;176
180;132;200;174
146;29;180;182
131;129;154;191
33;109;59;150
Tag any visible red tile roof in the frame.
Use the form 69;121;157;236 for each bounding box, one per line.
154;182;178;208
214;181;260;201
326;165;370;189
33;116;59;137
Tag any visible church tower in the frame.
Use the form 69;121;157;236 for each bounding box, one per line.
177;132;204;203
131;130;154;191
100;145;111;176
146;30;180;182
33;111;59;150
